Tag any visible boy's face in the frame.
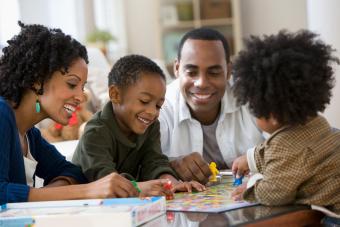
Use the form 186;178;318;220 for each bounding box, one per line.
174;39;230;121
109;73;166;136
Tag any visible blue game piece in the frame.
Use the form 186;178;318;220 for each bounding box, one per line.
233;175;244;186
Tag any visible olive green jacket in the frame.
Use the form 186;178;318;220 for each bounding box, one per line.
72;102;177;182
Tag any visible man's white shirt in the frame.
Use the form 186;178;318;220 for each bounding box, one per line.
159;79;264;167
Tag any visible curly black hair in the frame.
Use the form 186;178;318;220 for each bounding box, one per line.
177;27;230;63
0;21;88;108
108;54;165;88
232;30;339;125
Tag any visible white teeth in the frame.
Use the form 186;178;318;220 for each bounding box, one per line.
194;94;211;99
64;104;75;115
137;116;151;125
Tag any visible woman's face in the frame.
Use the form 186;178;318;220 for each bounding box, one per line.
39;58;88;125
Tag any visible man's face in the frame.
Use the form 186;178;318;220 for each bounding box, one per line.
175;39;230;119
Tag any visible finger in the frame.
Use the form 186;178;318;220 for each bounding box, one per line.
191;181;206;192
187;162;207;183
191;154;211;178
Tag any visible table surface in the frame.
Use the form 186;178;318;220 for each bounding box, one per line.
144;204;324;227
144;175;324;227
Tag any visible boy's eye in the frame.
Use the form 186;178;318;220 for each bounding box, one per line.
140;100;149;104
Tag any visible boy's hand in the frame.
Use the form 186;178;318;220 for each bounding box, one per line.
173;180;206;193
232;154;249;177
170;152;211;184
231;183;247;201
138;179;172;197
87;172;138;198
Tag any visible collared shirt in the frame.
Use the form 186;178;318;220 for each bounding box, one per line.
243;115;340;214
159;79;264;167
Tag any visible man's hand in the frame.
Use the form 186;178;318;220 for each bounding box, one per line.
170;152;211;184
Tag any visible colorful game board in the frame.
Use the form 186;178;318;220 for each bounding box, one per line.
166;177;256;213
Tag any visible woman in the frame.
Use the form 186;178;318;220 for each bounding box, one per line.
0;22;140;204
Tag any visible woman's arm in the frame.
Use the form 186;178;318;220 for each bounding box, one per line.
28;172;139;201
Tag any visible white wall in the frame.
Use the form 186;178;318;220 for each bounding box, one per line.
307;0;340;128
240;0;308;39
124;0;161;59
18;0;88;42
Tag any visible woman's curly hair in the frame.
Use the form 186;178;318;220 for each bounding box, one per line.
0;21;88;108
232;30;339;125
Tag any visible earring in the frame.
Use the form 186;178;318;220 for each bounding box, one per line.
35;97;41;113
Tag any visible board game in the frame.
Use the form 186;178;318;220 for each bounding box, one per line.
166;177;256;213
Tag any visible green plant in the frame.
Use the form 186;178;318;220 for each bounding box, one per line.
86;29;116;44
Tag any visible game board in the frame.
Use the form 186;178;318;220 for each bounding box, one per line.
166;177;256;213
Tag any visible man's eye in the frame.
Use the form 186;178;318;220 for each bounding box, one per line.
185;70;196;76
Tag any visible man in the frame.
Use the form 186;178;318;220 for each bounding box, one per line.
159;28;263;184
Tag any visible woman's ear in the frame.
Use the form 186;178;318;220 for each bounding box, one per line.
109;85;121;104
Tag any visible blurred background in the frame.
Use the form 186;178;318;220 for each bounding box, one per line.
1;0;339;129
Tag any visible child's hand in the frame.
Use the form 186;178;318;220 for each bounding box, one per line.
138;179;172;197
232;154;249;177
231;183;247;201
87;172;139;198
173;180;206;193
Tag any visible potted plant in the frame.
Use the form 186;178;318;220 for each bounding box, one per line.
86;29;116;56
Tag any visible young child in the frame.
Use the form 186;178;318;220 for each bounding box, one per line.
72;55;205;197
230;30;340;222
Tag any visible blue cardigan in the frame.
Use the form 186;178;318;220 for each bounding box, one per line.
0;97;87;204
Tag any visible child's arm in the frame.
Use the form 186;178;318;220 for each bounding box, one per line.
242;144;304;205
159;174;206;193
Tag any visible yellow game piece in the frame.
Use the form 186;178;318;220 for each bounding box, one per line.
209;162;219;182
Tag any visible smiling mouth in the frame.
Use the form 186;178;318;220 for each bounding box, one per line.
191;93;213;100
63;104;76;117
137;116;153;126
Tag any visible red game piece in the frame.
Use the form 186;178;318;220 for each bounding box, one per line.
164;181;174;200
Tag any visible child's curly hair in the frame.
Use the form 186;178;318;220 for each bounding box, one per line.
0;21;88;108
232;30;339;125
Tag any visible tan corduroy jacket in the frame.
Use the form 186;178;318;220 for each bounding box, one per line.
243;115;340;214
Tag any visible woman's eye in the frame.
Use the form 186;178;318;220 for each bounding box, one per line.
67;83;77;89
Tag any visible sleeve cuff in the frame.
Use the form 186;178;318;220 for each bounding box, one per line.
246;147;258;173
246;173;264;189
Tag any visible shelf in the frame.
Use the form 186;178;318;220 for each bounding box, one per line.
157;0;242;72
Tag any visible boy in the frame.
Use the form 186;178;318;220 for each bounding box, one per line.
73;55;204;197
231;30;340;222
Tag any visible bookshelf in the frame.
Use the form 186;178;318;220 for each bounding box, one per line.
157;0;242;76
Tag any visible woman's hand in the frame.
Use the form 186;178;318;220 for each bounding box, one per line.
86;172;138;198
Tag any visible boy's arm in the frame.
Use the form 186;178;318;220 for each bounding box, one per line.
72;126;117;182
139;121;178;181
243;143;306;205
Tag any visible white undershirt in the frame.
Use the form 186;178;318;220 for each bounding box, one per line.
23;135;44;187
